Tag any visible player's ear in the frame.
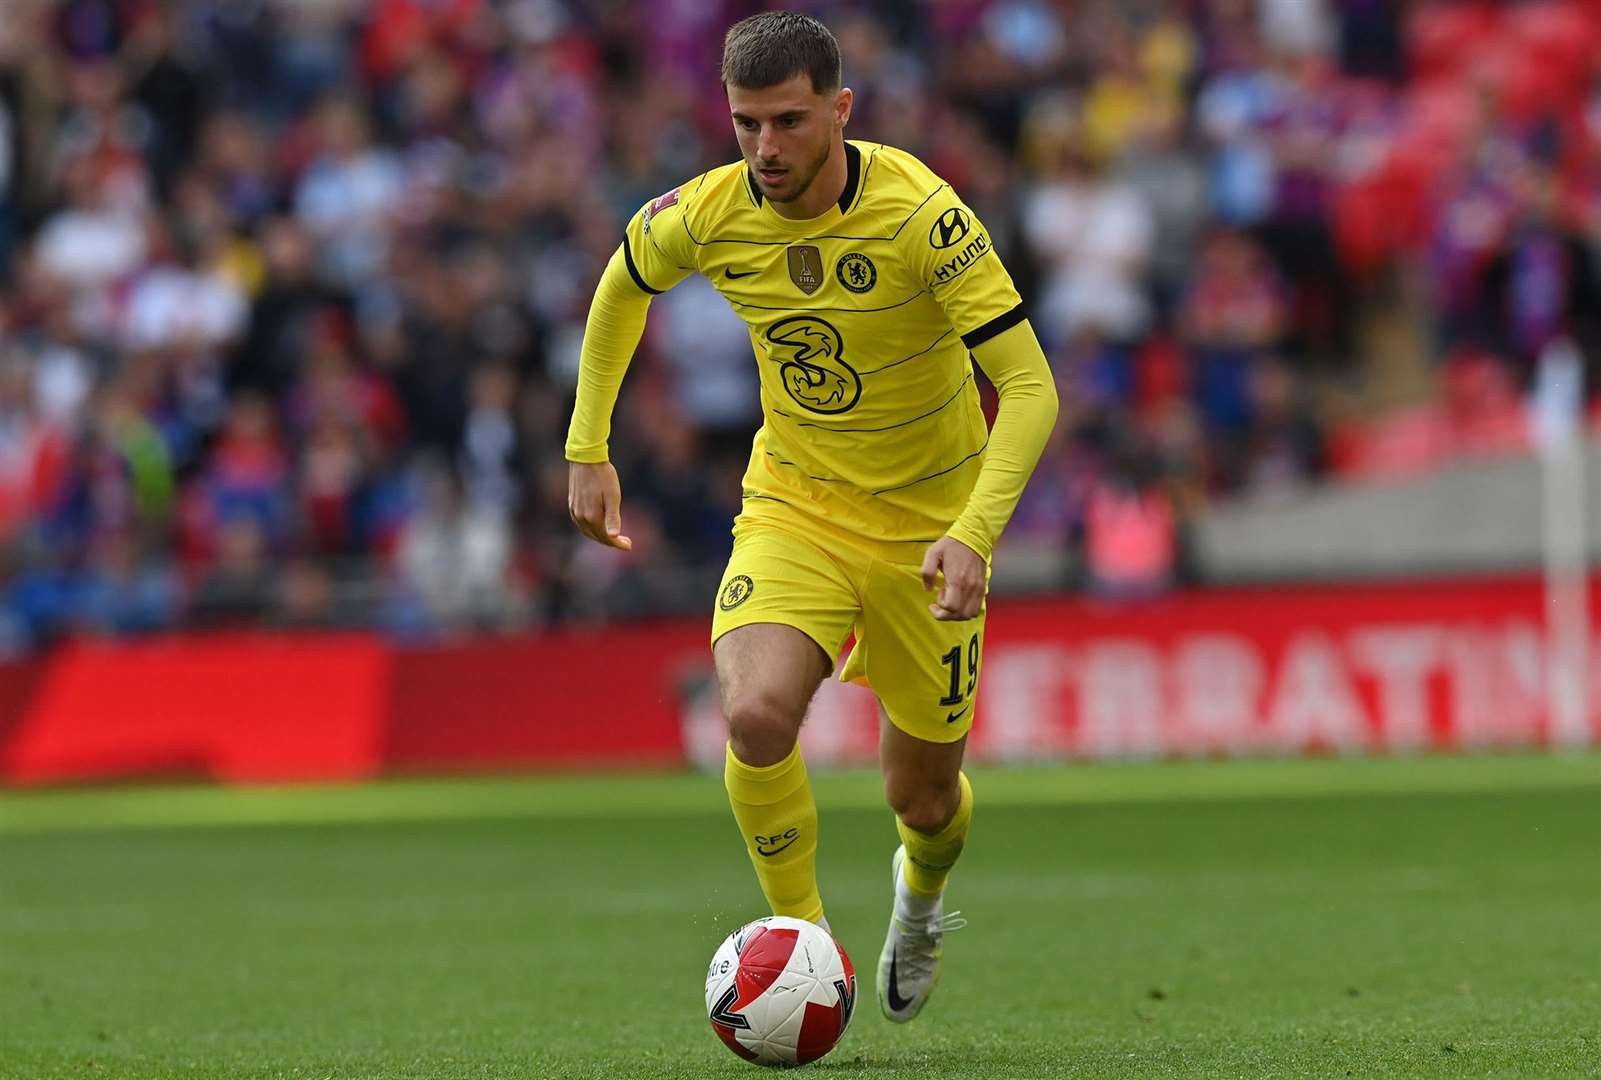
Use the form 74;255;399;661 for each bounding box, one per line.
834;87;852;130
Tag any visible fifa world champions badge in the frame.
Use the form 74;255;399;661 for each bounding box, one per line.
788;245;823;294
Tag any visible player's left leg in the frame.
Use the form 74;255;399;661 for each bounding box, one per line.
874;715;973;1022
881;717;973;911
839;555;984;1022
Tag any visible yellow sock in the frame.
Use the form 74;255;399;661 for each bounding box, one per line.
897;771;973;897
724;742;824;922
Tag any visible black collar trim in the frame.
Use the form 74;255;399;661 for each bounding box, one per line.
745;141;860;213
837;141;861;214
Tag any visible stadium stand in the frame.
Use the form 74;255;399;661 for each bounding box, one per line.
1;0;1600;652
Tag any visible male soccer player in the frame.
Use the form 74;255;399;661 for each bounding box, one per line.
566;12;1058;1023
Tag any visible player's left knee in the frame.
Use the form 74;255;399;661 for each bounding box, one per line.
885;776;961;835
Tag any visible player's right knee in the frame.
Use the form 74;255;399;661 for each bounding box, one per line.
726;694;802;768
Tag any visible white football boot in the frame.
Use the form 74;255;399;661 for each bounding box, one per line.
876;844;966;1023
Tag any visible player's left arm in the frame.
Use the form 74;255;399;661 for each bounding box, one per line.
945;318;1057;555
903;188;1060;620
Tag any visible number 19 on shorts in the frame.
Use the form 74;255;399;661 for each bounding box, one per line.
938;632;980;723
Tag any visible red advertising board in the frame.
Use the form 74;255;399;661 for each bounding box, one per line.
1;576;1597;786
685;576;1601;767
1;634;392;784
384;620;705;771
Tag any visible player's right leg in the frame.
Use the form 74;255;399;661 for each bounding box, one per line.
711;521;863;926
716;624;832;922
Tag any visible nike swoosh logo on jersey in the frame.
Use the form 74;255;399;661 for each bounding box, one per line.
725;268;757;279
885;946;914;1012
945;704;970;724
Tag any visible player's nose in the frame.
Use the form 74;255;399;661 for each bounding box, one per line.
757;126;781;160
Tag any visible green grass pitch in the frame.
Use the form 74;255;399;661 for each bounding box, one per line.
2;753;1598;1078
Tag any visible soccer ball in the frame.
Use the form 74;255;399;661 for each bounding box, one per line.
704;915;857;1067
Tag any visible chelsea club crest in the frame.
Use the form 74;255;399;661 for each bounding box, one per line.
835;252;876;294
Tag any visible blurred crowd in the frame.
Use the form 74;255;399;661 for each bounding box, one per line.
3;0;1601;652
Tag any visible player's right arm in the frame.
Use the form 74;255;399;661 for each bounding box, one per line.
566;187;697;549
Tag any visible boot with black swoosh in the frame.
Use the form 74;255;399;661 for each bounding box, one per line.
875;845;966;1023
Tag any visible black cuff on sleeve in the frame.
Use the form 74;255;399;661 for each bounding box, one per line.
960;305;1027;349
622;237;663;295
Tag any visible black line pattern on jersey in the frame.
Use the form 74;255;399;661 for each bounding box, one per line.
643;212;675;263
871;439;988;495
786;184;946;243
850;146;880;214
642;224;694;273
773;372;972;433
681;219;784;247
762;450;843;482
730;291;924;315
854;328;953;375
891;185;947;240
679;182;950;247
644;229;695;276
797;180;942;242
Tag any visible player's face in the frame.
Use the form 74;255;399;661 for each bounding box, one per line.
727;75;850;205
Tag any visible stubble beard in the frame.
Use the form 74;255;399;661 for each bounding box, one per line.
762;136;833;205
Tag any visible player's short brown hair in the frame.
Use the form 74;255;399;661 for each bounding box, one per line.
720;12;840;95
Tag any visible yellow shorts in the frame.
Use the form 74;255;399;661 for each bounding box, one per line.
710;513;986;744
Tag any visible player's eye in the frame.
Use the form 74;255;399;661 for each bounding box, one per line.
780;117;799;128
737;118;757;131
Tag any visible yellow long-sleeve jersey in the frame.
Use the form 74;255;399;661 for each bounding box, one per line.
565;139;1058;561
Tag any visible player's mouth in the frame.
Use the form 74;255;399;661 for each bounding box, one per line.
757;166;788;185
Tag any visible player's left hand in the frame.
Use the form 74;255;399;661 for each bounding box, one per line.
921;536;987;621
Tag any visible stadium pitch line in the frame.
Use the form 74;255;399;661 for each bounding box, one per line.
0;751;1596;834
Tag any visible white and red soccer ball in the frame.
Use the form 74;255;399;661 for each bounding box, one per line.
704;916;857;1067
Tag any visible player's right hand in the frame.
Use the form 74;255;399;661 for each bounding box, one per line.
567;460;633;550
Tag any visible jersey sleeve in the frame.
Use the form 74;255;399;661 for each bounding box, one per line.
898;186;1025;348
621;185;698;296
563;244;654;463
947;319;1059;560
